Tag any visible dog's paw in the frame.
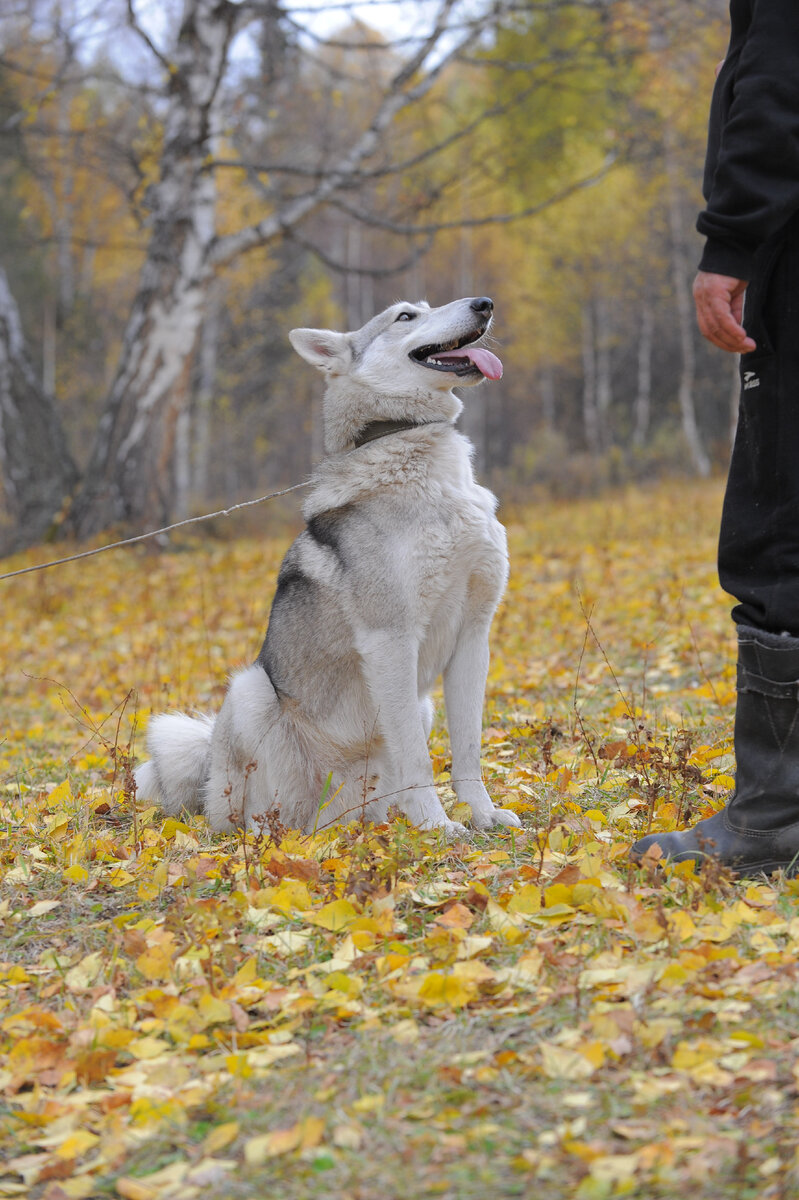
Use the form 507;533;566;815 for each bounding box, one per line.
473;807;522;830
438;819;471;841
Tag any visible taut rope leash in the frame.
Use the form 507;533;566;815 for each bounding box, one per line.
0;419;452;584
0;481;311;583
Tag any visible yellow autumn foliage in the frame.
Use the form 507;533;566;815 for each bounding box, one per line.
0;480;797;1197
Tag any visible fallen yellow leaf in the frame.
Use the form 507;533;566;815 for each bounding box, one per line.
307;898;359;931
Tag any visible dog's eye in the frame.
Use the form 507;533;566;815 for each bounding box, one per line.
395;311;416;322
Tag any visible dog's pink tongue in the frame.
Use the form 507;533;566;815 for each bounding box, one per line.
435;347;503;380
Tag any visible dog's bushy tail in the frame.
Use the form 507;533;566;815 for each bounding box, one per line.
134;712;215;816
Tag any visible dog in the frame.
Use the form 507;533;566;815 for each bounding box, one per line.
135;296;521;837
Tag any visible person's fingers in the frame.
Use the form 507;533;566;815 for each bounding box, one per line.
693;273;756;353
699;309;752;352
699;302;751;351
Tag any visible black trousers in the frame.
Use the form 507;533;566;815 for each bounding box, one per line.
719;209;799;636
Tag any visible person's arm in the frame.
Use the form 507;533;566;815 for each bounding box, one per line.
698;0;799;281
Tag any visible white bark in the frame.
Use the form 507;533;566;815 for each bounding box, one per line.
174;405;192;520
581;302;600;455
595;294;612;448
0;270;78;547
632;301;654;448
42;294;57;399
38;73;76;318
64;0;492;537
209;0;483;269
664;125;710;478
55;76;76;314
68;0;234;536
192;279;220;503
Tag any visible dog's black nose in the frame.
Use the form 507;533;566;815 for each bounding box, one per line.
470;296;493;315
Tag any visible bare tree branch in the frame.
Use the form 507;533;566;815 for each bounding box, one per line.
0;41;77;134
210;0;501;266
328;153;619;236
125;0;173;74
206;50;598;187
286;226;435;277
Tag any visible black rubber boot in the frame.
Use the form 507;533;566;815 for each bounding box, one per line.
631;625;799;877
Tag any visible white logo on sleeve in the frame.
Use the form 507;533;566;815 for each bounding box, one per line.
743;370;760;391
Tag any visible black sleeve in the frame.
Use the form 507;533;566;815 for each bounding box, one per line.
697;0;799;279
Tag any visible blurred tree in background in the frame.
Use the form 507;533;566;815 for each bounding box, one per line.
0;0;730;549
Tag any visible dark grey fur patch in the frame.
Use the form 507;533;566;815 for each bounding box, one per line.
307;505;355;565
256;551;316;693
272;560;312;603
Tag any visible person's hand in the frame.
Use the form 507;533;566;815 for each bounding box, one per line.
693;271;756;354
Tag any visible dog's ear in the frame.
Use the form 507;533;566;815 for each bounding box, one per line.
289;328;352;374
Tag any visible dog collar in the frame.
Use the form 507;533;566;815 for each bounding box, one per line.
352;419;445;448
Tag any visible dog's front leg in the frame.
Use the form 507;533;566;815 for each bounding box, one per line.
444;621;522;830
357;629;464;834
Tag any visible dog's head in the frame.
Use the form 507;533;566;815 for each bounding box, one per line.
289;297;503;452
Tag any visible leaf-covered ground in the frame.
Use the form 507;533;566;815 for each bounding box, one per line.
1;479;798;1200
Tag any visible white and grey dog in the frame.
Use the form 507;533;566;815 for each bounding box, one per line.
135;296;521;837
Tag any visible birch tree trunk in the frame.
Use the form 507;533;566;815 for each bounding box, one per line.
632;301;654;448
581;301;600;455
8;0;490;544
65;0;236;537
55;75;76;317
40;69;77;321
192;279;220;504
595;294;612;451
664;125;710;477
174;405;193;521
0;270;79;548
42;294;57;399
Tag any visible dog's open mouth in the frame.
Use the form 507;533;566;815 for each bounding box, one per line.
410;330;503;380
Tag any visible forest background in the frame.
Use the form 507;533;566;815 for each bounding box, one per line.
8;5;799;1197
0;0;733;552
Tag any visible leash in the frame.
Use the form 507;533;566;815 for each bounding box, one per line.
0;419;452;584
0;481;311;583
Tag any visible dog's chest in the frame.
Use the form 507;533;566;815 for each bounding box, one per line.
417;488;504;602
411;483;507;671
304;432;507;668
